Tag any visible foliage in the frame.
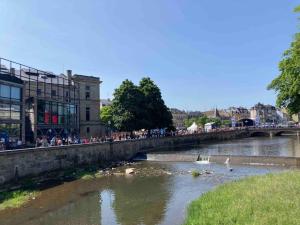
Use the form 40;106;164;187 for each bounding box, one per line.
0;190;39;210
268;7;300;115
111;78;173;132
111;79;145;132
100;105;113;126
191;170;201;177
184;171;300;225
139;77;173;130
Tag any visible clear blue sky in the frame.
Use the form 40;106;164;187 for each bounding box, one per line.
0;0;299;111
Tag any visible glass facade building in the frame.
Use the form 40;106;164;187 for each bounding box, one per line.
0;73;23;142
0;57;80;143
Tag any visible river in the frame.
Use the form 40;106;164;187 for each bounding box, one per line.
1;136;298;225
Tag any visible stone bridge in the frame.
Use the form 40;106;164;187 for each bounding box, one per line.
248;127;300;137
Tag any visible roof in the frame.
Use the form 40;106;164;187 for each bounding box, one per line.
0;72;23;85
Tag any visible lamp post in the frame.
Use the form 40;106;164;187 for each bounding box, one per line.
108;121;112;140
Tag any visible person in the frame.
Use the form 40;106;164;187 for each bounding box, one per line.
41;136;49;147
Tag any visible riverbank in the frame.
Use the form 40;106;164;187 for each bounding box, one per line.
183;171;300;225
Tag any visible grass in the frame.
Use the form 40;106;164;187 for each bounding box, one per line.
183;171;300;225
0;165;104;211
0;190;39;210
191;170;201;177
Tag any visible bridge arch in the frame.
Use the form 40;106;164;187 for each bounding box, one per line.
274;130;299;136
250;131;270;137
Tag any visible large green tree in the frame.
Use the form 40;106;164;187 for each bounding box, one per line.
268;7;300;115
139;77;173;130
100;105;113;126
111;78;173;132
111;80;145;132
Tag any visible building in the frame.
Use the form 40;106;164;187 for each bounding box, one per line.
0;57;103;144
250;103;278;125
72;73;103;138
170;108;188;129
100;98;112;109
0;72;24;143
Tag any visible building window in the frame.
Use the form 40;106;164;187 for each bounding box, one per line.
37;89;42;96
85;85;90;91
86;107;90;121
51;90;56;97
0;103;11;119
87;127;90;134
11;86;21;100
0;84;10;99
85;92;90;100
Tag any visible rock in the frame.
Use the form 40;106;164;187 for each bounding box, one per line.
125;168;135;175
113;172;124;176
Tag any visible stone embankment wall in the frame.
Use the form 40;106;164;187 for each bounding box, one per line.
0;130;248;185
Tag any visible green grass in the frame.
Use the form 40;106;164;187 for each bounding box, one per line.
183;171;300;225
0;190;39;210
191;170;201;177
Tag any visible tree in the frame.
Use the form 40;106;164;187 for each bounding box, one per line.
268;7;300;115
100;105;113;126
111;80;145;132
139;77;173;130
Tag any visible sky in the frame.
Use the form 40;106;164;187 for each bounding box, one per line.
0;0;299;111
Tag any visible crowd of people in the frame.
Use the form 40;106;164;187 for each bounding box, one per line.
0;125;297;151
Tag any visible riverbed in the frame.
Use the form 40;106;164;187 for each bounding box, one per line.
0;136;296;225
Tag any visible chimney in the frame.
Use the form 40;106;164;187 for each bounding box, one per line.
66;70;72;85
10;68;15;76
66;69;72;78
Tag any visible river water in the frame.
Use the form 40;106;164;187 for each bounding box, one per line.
179;135;300;157
1;136;297;225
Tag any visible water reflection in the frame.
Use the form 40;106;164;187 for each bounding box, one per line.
97;175;172;225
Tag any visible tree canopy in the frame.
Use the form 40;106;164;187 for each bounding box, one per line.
100;105;113;126
268;7;300;115
110;78;173;132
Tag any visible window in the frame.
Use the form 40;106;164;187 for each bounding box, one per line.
51;102;58;124
87;127;90;134
37;89;42;96
0;103;11;119
51;90;56;97
85;85;90;91
11;86;20;100
0;84;10;98
86;107;90;121
37;100;45;124
85;92;90;100
58;104;64;124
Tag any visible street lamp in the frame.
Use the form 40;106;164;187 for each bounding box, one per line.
108;121;112;140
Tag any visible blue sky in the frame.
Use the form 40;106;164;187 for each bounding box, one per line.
0;0;299;111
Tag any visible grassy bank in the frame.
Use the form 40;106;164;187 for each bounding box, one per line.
184;171;300;225
0;190;39;210
0;165;105;211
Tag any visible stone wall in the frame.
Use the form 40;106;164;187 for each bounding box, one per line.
0;130;249;185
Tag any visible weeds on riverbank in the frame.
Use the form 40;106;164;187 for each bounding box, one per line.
0;190;39;210
183;171;300;225
0;165;105;211
191;170;201;177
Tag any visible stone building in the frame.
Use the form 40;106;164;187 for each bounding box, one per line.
100;98;112;109
250;103;278;125
170;108;188;129
72;73;103;138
